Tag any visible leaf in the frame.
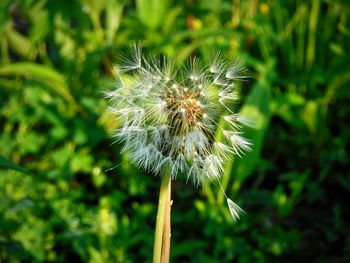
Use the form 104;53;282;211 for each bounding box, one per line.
0;155;28;174
215;58;275;205
0;62;75;103
4;23;36;59
162;6;182;34
105;2;123;44
229;59;274;194
136;0;169;29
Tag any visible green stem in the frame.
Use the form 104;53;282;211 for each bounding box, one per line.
153;170;171;263
161;176;171;263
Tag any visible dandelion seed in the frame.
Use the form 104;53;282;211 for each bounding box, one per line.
225;59;250;80
224;114;255;129
119;44;142;72
209;50;227;74
227;198;246;222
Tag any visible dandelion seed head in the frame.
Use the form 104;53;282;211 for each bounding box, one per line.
106;46;251;184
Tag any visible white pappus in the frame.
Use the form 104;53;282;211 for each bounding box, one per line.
105;45;252;221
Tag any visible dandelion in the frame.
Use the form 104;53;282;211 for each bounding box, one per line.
105;46;252;263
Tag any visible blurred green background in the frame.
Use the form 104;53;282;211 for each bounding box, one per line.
1;0;349;262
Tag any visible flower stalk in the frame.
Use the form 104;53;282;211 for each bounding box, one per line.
153;169;171;263
161;174;171;263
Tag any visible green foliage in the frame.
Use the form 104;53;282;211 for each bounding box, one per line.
0;155;28;174
1;0;349;262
